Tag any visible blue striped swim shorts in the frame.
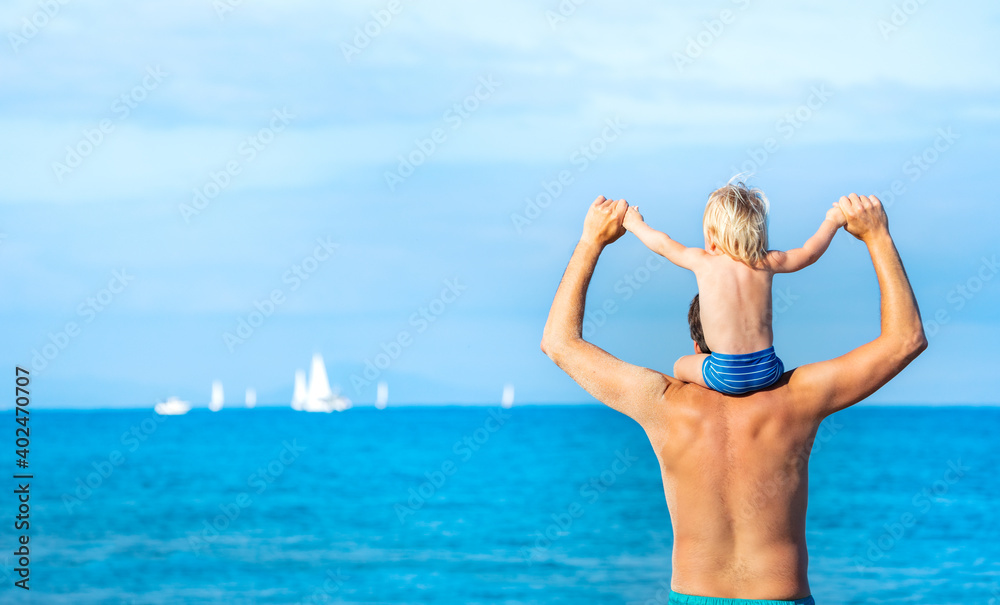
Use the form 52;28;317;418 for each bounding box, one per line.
702;346;785;396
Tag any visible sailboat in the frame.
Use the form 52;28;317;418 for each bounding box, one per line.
209;380;224;412
501;383;515;409
245;388;256;408
291;370;307;411
155;396;190;416
376;381;388;410
302;353;351;413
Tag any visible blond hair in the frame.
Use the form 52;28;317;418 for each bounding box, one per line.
703;179;770;266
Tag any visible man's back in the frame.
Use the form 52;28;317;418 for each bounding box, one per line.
652;378;816;599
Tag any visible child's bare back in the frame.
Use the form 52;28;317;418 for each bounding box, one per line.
693;252;775;354
623;180;846;395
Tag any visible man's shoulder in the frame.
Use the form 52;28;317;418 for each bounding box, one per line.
654;370;819;416
655;380;724;419
677;371;811;414
747;366;830;422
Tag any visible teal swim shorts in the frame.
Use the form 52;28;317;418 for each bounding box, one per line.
668;592;815;605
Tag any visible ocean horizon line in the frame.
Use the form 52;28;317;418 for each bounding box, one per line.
5;401;999;412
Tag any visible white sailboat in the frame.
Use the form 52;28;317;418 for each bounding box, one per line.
245;388;256;408
302;353;351;413
376;381;388;410
209;380;224;412
155;396;190;416
291;370;307;411
501;383;515;409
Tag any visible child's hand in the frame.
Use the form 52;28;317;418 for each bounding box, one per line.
623;206;645;232
826;204;848;228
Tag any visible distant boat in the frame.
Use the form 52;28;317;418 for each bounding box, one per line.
245;388;256;408
376;381;388;410
155;397;190;416
291;370;307;411
501;383;515;409
209;380;224;412
303;353;351;413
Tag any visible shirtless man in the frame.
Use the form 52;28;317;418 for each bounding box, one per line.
540;194;927;604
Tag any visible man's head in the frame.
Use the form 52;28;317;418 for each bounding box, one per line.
688;294;711;355
703;179;770;266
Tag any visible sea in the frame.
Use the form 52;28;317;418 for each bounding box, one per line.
1;405;997;605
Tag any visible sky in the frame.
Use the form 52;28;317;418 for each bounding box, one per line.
1;0;998;407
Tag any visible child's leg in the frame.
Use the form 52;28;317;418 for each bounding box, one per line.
674;354;711;387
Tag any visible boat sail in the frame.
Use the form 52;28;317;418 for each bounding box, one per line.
291;370;307;411
245;388;256;408
376;381;388;410
501;383;515;409
209;380;224;412
155;396;190;416
302;353;351;413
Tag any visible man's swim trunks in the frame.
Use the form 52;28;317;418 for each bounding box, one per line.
702;346;785;395
668;591;815;605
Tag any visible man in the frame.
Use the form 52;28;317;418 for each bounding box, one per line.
540;194;927;604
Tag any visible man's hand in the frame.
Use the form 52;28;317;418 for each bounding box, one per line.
622;205;645;232
582;196;628;247
838;193;888;243
825;204;848;228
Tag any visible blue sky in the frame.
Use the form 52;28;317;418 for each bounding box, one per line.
1;0;998;407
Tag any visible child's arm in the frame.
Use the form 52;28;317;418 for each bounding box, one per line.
623;206;706;270
766;205;847;273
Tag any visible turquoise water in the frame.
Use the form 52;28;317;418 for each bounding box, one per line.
2;406;998;604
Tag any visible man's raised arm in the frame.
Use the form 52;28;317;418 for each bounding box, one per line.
541;197;671;426
790;194;928;418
